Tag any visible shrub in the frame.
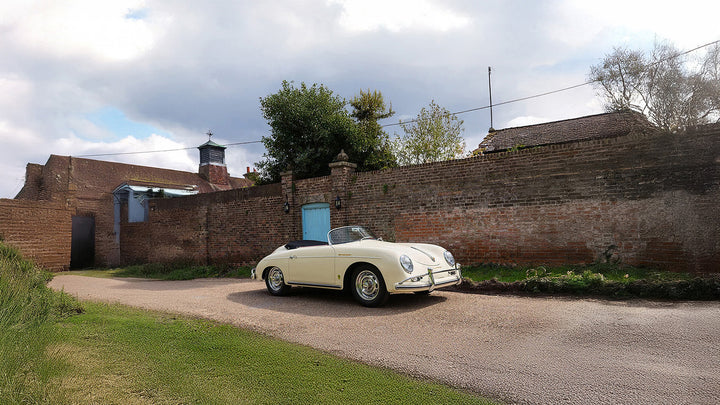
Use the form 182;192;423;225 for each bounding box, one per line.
456;263;720;300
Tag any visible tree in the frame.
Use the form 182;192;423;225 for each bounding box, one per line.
393;100;466;166
589;41;720;132
256;81;359;183
349;89;397;171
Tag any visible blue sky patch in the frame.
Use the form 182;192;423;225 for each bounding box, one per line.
87;107;171;140
124;8;148;20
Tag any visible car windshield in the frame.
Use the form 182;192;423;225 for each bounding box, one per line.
328;226;376;245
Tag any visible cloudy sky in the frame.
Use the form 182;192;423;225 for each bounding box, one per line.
1;0;718;197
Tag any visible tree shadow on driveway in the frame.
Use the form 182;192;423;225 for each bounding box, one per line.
228;287;448;318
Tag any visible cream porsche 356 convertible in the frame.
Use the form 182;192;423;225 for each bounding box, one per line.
251;226;462;307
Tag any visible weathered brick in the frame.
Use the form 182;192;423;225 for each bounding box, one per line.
0;199;72;270
115;124;720;273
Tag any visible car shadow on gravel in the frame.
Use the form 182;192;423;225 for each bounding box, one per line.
228;287;448;317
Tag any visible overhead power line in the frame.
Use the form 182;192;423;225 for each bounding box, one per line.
382;38;720;128
76;140;262;158
75;39;719;157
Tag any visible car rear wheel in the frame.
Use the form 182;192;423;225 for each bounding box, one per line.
351;267;388;307
265;267;291;296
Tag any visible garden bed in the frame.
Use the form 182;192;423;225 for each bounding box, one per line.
453;263;720;300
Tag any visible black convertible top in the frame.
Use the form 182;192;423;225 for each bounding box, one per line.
284;240;329;250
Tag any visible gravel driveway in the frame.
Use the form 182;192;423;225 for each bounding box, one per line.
49;275;720;404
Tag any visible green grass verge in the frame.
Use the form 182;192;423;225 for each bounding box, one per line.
2;245;494;404
461;263;696;283
70;261;719;300
63;262;253;281
47;302;493;404
0;243;83;403
458;263;720;300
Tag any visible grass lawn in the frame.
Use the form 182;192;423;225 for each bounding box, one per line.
3;243;495;404
459;263;719;300
65;261;719;300
61;263;253;280
460;262;695;283
47;302;493;404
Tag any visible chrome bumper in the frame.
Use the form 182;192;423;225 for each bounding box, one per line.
394;265;462;292
250;267;257;280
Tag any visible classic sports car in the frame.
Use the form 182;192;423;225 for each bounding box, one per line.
251;226;461;307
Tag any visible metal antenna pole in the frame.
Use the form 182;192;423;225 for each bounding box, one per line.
488;66;494;132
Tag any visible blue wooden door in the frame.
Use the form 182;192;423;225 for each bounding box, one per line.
302;203;331;241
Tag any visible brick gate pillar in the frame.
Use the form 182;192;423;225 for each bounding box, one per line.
329;150;357;228
280;168;298;239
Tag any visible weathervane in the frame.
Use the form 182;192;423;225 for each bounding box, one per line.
206;130;213;141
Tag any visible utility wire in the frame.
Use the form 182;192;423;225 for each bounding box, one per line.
382;82;591;128
76;140;262;158
382;38;720;128
76;39;719;157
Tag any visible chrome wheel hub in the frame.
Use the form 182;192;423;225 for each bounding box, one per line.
356;270;379;301
268;268;284;290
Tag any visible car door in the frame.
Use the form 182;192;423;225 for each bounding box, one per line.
287;245;339;287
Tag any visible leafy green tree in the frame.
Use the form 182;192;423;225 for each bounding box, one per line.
256;81;359;183
589;41;720;132
349;89;397;171
394;100;466;166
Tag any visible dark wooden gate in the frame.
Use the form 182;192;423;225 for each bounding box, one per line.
71;216;95;269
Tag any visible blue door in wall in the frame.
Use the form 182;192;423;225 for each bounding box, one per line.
302;203;331;241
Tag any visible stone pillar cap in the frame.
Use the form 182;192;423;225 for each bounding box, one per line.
334;149;349;162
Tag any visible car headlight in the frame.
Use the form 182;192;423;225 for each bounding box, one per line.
399;255;413;274
444;251;455;267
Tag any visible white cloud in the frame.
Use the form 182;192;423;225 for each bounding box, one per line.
52;134;196;172
330;0;470;32
3;0;158;61
505;116;552;128
560;0;720;50
1;0;717;198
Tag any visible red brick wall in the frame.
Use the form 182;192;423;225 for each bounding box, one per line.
16;155;251;267
346;127;720;273
199;164;229;185
121;125;720;273
0;199;72;271
120;183;291;265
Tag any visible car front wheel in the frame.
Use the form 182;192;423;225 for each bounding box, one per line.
351;267;388;307
265;266;291;296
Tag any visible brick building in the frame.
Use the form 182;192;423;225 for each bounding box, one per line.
15;139;252;268
475;110;657;153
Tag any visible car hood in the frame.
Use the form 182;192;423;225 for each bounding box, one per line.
334;239;448;267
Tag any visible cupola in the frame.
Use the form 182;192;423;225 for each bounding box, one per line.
198;131;229;185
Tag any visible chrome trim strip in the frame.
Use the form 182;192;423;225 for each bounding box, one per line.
286;281;343;289
394;266;461;290
395;278;461;289
396;267;460;285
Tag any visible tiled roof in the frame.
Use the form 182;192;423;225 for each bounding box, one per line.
15;155;252;200
477;110;658;152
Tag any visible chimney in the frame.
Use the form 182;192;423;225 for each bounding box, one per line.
198;132;229;185
243;167;257;181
